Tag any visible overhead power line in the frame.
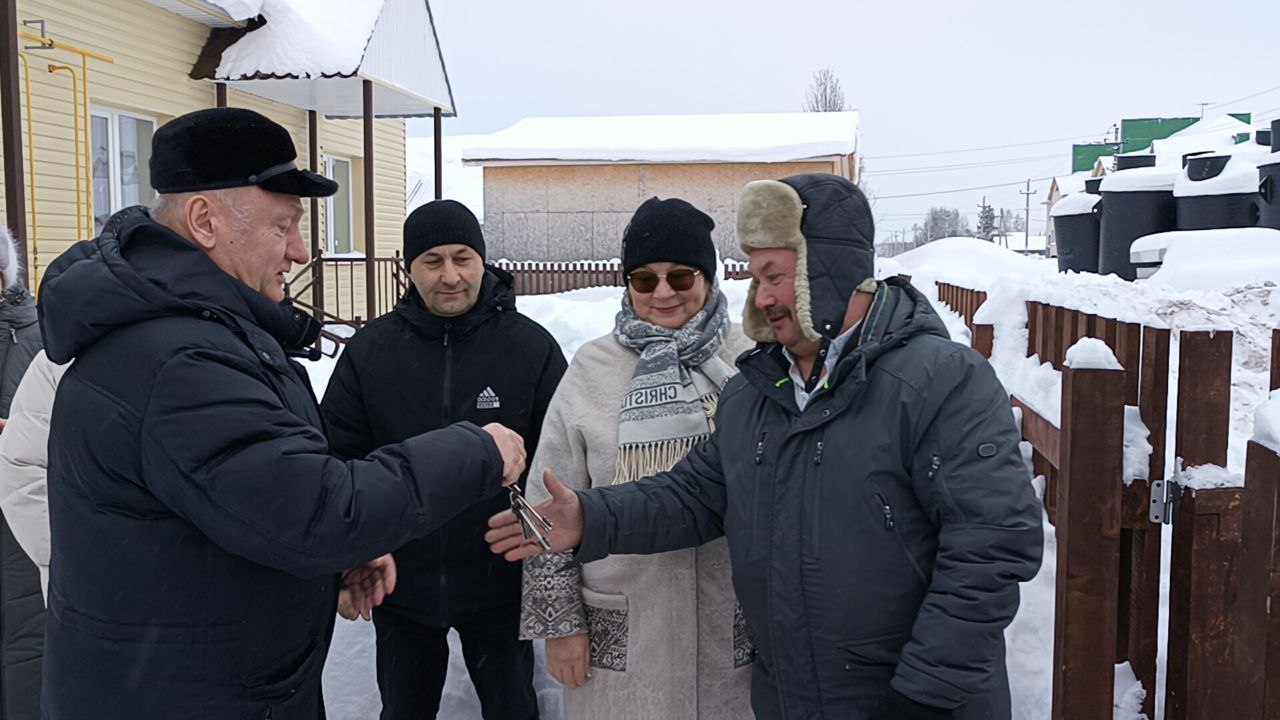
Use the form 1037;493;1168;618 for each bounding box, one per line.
863;132;1107;161
1207;84;1280;110
871;153;1062;177
873;176;1056;200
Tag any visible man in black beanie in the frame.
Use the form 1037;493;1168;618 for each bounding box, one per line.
324;199;567;720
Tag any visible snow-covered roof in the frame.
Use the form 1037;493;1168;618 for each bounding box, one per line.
1100;166;1181;193
1174;154;1261;197
1149;114;1253;167
1052;171;1093;197
407;135;486;220
214;0;456;118
144;0;259;27
1093;156;1114;174
460;112;860;166
1050;192;1101;217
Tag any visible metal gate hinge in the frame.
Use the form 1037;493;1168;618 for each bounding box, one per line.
1149;458;1183;525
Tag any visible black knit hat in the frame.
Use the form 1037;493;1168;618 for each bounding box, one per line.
150;108;337;197
403;200;486;266
621;198;717;280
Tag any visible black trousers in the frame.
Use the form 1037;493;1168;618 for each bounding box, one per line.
373;604;538;720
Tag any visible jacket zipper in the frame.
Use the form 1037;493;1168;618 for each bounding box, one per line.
813;440;824;465
0;328;15;396
439;322;453;624
754;431;767;465
875;492;928;585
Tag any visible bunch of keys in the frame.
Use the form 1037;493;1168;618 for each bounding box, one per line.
509;487;555;551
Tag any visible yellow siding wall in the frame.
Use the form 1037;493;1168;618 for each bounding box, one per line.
0;0;407;322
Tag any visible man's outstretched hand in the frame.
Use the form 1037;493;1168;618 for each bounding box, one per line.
338;553;397;621
486;470;584;561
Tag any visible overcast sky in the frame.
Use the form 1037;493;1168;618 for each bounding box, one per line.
410;0;1279;242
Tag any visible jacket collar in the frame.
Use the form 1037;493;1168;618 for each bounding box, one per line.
394;265;516;340
0;285;37;330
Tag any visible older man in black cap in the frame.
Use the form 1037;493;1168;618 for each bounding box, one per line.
322;200;565;719
37;107;529;720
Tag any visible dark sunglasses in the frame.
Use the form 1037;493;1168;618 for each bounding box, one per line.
626;268;702;294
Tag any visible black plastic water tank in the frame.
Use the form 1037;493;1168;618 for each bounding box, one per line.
1116;155;1157;170
1259;158;1280;230
1085;177;1103;195
1051;193;1101;273
1176;155;1260;230
1099;169;1178;280
1272;118;1280;153
1257;129;1271;147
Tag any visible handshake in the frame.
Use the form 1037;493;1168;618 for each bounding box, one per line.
338;422;529;621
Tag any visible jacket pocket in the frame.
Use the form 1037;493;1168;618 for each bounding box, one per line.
868;487;929;587
241;635;325;704
836;629;912;673
581;587;628;672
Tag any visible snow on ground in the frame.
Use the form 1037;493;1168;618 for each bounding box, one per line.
1257;390;1280;454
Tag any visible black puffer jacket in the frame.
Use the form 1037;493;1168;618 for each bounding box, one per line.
0;285;43;720
322;269;566;625
574;175;1043;719
37;207;506;719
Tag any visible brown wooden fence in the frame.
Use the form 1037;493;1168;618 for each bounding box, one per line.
939;285;1280;720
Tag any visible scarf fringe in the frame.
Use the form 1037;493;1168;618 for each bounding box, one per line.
613;435;707;485
613;394;721;485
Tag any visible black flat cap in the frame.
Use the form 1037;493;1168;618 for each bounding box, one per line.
150;107;338;198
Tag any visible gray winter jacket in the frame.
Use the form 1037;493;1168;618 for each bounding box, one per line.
574;279;1044;719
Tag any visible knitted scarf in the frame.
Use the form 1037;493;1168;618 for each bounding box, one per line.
612;287;734;484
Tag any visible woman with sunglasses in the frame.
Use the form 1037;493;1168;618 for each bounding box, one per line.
520;198;754;718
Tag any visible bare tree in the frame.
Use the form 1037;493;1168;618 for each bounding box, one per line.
804;67;847;113
912;207;973;246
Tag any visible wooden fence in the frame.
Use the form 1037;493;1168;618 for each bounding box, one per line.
939;286;1280;720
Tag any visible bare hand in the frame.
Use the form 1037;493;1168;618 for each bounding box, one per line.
0;417;7;433
546;633;591;688
337;588;359;621
482;423;527;487
486;470;583;561
340;554;397;621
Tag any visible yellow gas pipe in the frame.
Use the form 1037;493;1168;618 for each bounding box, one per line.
15;52;36;289
47;65;84;246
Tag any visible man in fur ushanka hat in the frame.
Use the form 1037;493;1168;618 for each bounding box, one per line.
488;173;1044;720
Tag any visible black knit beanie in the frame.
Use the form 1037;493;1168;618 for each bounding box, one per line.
403;200;485;267
621;198;717;280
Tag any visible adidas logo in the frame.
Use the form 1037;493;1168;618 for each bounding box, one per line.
476;386;501;410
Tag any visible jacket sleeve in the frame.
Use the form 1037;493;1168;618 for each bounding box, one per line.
0;351;65;599
891;348;1044;709
140;347;505;578
574;424;729;564
319;345;375;462
521;371;589;639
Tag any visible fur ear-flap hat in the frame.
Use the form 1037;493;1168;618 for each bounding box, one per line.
736;173;875;343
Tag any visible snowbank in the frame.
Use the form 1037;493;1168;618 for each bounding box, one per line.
1146;228;1280;292
1125;406;1153;483
217;0;384;79
1114;661;1149;720
891;237;1056;287
407;135;487;218
1050;192;1101;217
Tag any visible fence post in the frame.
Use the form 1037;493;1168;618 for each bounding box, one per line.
1166;330;1268;719
1052;362;1126;720
1244;440;1280;719
972;323;993;359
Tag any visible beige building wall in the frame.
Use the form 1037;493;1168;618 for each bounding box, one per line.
0;0;407;322
483;159;842;262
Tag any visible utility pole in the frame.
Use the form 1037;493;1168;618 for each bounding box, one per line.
1020;179;1037;252
1197;101;1212;118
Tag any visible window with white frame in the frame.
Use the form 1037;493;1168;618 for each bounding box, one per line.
91;108;156;235
325;156;355;255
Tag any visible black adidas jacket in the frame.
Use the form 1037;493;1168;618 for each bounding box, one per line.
322;267;566;625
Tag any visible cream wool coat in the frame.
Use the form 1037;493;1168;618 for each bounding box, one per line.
522;328;756;720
